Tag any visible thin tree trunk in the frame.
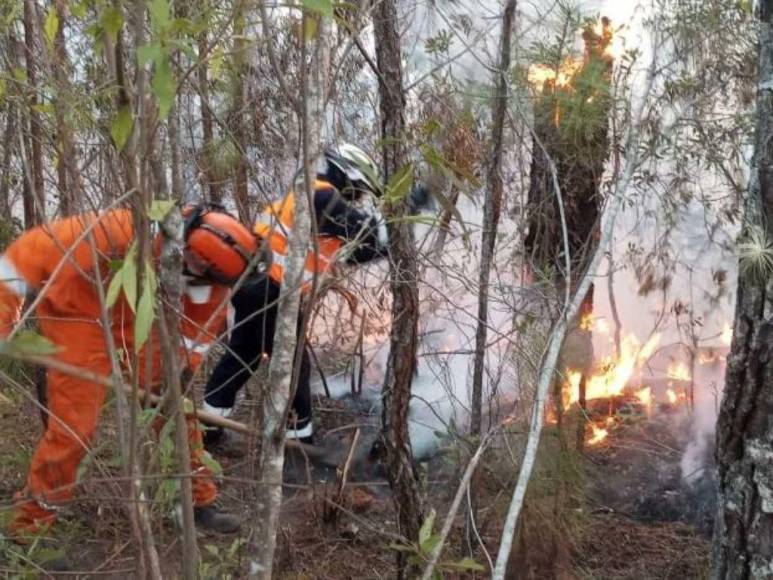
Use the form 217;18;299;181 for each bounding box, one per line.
712;2;773;577
51;0;81;214
248;11;325;578
23;0;43;226
373;0;423;573
470;0;516;437
158;207;199;578
0;100;16;218
231;1;250;222
197;32;221;204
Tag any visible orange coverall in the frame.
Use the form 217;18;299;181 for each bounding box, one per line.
0;209;227;535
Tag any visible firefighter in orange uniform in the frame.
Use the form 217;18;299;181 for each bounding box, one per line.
0;204;256;547
202;144;390;448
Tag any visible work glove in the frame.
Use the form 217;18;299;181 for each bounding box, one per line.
407;184;435;212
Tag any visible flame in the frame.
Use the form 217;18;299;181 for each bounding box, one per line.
666;389;678;404
635;386;652;407
592;17;625;60
589;424;608;445
698;350;721;365
579;312;594;331
721;323;733;346
565;333;661;404
667;362;691;381
595;318;610;334
527;59;583;91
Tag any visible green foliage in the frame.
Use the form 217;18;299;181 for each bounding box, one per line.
110;105;134;150
43;5;59;48
0;535;67;579
302;0;333;18
737;225;773;283
388;509;486;578
384;163;414;205
103;243;156;352
148;200;176;221
134;261;157;352
424;30;453;55
0;330;59;357
199;538;246;579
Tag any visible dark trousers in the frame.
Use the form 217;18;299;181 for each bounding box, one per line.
204;273;312;429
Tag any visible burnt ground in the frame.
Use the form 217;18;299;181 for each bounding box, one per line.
0;380;713;579
572;410;713;579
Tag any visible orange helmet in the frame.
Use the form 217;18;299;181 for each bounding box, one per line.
183;204;257;285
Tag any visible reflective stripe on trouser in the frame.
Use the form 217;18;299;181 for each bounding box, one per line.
9;313;217;537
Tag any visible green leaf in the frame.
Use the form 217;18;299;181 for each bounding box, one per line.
199;451;223;476
389;542;418;553
44;7;59;47
100;7;124;42
152;56;176;120
106;269;124;307
204;544;220;557
444;557;486;572
137;44;163;66
148;200;175;222
420;533;441;555
134;263;156;352
71;1;88;19
110;105;134;151
149;0;171;30
0;330;60;356
418;509;436;549
121;251;138;312
303;16;318;41
302;0;333;18
385;164;414;204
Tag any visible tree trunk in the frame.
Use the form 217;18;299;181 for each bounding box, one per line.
197;32;221;204
51;0;81;215
158;207;199;578
373;0;424;571
248;12;326;578
231;1;250;222
23;0;43;226
470;0;516;437
712;2;773;577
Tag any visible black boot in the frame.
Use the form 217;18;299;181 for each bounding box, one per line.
194;505;241;534
202;426;225;449
204;429;247;458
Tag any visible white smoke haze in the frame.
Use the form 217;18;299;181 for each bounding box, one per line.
313;0;738;475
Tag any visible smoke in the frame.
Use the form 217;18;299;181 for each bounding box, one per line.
680;361;723;482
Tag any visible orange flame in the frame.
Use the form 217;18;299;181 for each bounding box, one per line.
666;389;678;404
579;312;594;332
667;362;691;381
635;386;652;407
527;59;583;91
589;424;608;445
593;18;625;60
698;350;721;365
566;333;660;404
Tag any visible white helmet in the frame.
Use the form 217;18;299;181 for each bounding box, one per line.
324;143;382;197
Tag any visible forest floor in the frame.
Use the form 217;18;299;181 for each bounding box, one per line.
0;383;712;579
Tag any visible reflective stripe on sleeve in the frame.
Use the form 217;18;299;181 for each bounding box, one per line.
0;255;29;297
182;336;211;355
